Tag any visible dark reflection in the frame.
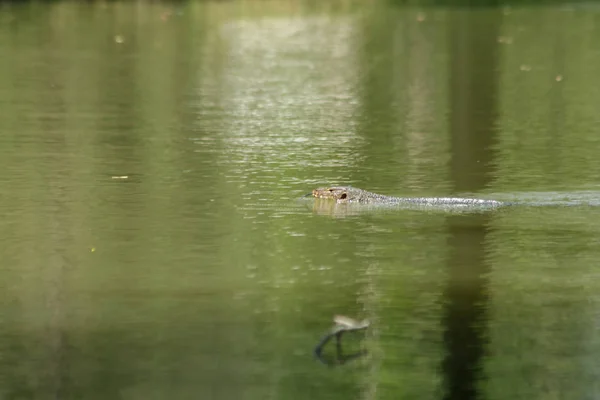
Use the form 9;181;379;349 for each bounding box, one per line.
448;10;501;190
443;8;501;400
313;331;368;367
443;216;491;400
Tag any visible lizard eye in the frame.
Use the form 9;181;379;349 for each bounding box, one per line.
340;193;347;199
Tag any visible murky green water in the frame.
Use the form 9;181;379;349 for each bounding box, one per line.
2;1;600;399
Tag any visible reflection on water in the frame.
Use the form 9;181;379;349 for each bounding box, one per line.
2;1;600;400
313;315;369;367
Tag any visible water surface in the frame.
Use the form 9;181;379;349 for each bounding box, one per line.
1;2;600;399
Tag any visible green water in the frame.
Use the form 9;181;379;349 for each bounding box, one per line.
1;2;600;399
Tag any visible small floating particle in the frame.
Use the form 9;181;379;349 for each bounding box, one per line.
498;36;513;44
111;175;129;180
520;65;532;72
556;75;563;82
115;35;124;44
416;12;426;22
91;247;96;252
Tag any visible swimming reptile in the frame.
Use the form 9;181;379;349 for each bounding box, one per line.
312;186;506;207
